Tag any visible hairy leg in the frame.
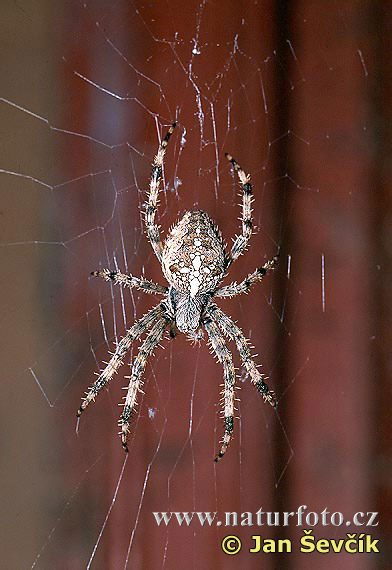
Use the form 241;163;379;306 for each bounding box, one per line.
225;153;254;267
204;317;236;462
208;304;276;407
77;303;165;416
145;122;176;262
119;316;168;451
92;268;168;295
214;254;279;298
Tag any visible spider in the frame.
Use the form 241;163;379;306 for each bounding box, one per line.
77;122;278;461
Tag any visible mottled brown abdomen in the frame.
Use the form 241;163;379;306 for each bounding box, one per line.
162;210;226;296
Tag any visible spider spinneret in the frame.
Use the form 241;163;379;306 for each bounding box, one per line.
77;122;278;462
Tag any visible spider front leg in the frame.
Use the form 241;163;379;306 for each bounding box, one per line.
92;269;168;296
225;153;254;267
208;305;277;407
214;254;279;298
77;304;165;416
203;318;236;462
120;316;168;451
145;122;176;263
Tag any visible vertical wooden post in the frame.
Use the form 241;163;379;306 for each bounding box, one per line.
283;3;376;568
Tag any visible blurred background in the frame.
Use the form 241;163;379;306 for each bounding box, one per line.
1;0;391;568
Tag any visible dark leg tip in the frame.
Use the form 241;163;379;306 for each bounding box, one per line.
268;393;278;408
172;121;177;128
76;407;83;417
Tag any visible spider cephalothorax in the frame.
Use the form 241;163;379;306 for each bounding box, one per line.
77;123;278;461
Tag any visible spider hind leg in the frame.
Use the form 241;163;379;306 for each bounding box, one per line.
145;122;177;263
225;153;254;267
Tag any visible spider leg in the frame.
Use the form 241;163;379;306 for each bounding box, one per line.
119;316;168;451
207;304;277;407
145;122;177;263
225;153;254;267
203;317;236;462
92;269;168;296
77;303;165;416
214;254;279;298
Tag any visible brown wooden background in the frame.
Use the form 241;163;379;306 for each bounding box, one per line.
2;0;391;568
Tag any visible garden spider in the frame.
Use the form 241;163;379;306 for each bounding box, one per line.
77;123;278;461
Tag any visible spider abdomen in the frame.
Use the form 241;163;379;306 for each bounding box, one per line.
162;210;226;296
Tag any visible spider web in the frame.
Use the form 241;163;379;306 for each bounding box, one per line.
1;1;376;568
